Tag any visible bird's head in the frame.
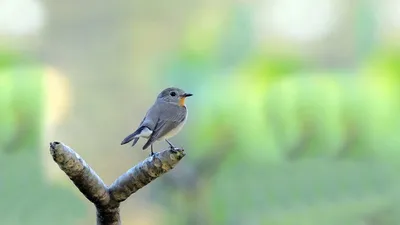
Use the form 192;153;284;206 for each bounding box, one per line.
157;87;193;106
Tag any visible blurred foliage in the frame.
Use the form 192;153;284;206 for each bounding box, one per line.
0;49;86;225
0;51;43;153
155;60;400;225
150;7;400;222
3;1;400;225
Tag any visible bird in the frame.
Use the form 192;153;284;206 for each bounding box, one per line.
120;87;193;156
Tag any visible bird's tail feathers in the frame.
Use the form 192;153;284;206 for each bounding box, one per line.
131;137;140;147
120;126;145;145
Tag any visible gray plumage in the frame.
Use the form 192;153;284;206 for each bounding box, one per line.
121;87;192;155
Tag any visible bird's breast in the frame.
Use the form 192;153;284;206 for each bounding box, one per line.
161;112;188;140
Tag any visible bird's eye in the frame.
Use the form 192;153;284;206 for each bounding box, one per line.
170;91;176;97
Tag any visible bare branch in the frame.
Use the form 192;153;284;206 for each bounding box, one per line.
96;205;120;225
109;148;186;202
50;142;110;206
49;141;186;225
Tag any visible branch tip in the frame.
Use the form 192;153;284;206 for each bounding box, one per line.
49;141;186;224
109;148;186;202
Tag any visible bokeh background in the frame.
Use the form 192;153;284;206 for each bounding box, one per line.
1;0;400;224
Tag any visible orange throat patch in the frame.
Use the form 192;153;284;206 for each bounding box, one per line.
179;97;186;106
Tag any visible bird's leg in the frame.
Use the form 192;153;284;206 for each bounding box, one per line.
165;139;176;148
149;144;155;157
165;139;179;152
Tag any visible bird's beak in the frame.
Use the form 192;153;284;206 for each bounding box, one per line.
181;93;193;98
179;93;192;106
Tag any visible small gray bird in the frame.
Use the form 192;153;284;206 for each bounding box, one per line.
121;87;192;156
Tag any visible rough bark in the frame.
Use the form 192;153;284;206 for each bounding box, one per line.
49;141;185;225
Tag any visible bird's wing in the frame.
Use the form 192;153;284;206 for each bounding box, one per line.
142;103;186;150
120;116;147;145
121;107;154;145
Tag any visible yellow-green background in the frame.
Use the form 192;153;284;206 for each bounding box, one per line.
1;1;400;224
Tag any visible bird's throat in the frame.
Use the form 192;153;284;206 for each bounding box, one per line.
179;97;186;106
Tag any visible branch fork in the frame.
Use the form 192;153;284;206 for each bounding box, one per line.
49;141;185;225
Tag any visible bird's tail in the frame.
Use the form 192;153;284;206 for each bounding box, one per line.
121;127;144;146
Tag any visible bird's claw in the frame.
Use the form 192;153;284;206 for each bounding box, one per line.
169;146;181;153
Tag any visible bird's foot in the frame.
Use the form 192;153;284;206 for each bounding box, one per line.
165;139;178;150
169;146;182;153
149;151;156;157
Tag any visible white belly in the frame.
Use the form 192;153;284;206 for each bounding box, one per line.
136;127;153;138
161;114;187;140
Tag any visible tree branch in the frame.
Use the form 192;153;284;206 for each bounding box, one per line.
49;141;186;225
109;149;185;202
50;142;110;206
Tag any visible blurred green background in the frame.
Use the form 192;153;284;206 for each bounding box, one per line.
1;0;400;224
